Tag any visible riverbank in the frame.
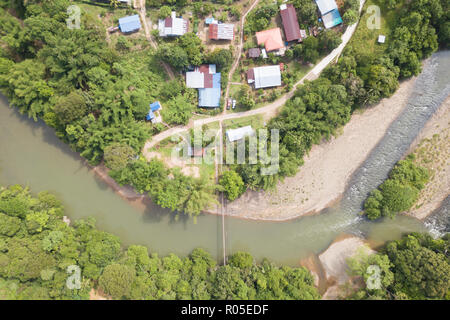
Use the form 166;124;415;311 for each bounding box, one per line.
213;76;418;221
405;96;450;220
318;235;374;300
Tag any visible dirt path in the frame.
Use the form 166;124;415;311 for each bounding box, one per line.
135;0;175;79
223;0;261;112
142;0;366;153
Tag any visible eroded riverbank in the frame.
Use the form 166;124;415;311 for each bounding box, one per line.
216;75;419;221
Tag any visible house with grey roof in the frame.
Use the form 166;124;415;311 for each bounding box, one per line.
226;126;255;142
247;65;282;89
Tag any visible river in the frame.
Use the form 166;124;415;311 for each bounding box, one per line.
0;51;448;265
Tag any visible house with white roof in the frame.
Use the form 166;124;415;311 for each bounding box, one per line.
226;126;255;142
247;65;282;89
314;0;343;29
158;11;188;37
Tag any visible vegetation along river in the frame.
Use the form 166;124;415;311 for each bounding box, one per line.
0;51;448;266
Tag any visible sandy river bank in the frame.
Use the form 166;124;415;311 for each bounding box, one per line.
213;76;419;221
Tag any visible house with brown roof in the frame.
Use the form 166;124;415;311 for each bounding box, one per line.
280;4;302;42
248;48;261;58
255;28;285;55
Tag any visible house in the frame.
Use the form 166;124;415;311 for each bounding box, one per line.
118;15;141;33
185;64;221;108
186;64;218;88
158;11;188;37
255;28;285;53
226;126;255;142
205;17;217;25
378;35;386;43
280;4;302;42
314;0;343;29
146;101;163;123
248;48;261;58
247;65;281;89
209;23;234;41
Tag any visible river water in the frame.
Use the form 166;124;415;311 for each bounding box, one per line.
0;51;448;265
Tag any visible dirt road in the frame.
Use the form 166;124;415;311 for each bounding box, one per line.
143;0;366;154
135;0;175;79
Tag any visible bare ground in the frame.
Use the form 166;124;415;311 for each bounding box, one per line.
318;235;375;300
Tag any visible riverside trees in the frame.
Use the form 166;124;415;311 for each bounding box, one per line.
0;185;320;300
0;1;218;219
347;233;450;300
363;155;429;220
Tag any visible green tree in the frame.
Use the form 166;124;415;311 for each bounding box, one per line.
159;6;171;19
53;91;87;126
219;170;245;201
104;143;136;171
343;9;358;25
99;263;136;299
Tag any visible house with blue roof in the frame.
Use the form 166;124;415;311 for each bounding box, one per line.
118;15;141;33
314;0;342;29
185;65;221;108
146;101;163;123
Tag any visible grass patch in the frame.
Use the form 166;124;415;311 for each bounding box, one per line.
348;0;404;56
223;114;264;129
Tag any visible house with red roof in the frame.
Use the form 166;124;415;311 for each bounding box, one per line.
255;28;285;55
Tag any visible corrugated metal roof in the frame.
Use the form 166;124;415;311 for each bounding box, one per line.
252;65;281;89
248;48;261;58
186;65;219;88
322;9;343;29
150;101;161;112
256;28;284;52
186;72;205;88
198;88;221;107
158;12;188;37
315;0;338;15
212;73;221;88
226;126;255;142
146;110;155;121
247;69;255;83
209;24;234;40
280;4;301;42
118;15;141;33
217;24;234;40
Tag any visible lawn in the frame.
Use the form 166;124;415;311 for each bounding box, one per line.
348;0;404;57
223;114;264;130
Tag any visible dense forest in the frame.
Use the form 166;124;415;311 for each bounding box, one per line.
0;0;225;219
0;184;320;300
0;184;448;300
347;233;450;300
